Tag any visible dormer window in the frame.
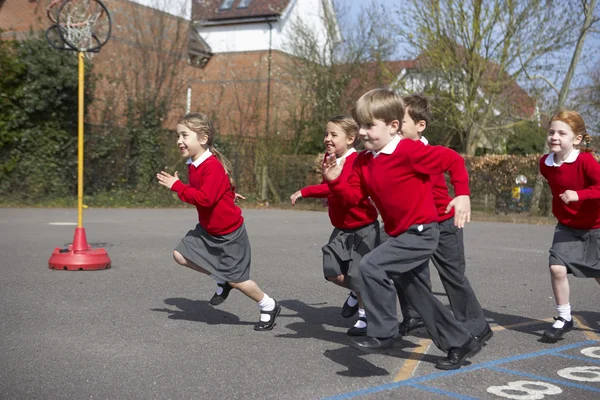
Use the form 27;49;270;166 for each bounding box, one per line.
238;0;252;8
219;0;235;10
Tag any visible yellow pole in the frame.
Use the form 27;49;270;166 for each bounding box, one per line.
77;51;84;228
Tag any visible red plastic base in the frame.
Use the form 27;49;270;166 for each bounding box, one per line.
48;227;111;271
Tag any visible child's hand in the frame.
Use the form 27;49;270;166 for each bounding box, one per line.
234;193;246;202
560;190;578;204
156;171;179;189
290;190;302;205
322;198;328;208
446;195;471;229
322;154;343;181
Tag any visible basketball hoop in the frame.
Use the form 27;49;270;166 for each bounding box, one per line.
45;0;111;58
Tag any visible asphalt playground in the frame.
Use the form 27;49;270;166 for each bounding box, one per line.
1;207;599;399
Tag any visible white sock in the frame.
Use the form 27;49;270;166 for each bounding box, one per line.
553;303;572;328
258;294;276;322
354;309;367;328
211;275;226;295
347;291;358;307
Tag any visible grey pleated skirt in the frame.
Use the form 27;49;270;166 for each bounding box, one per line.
175;223;251;283
549;223;600;278
321;220;380;291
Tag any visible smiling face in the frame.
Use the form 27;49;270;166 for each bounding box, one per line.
176;123;207;161
358;119;399;151
547;120;582;158
324;122;355;157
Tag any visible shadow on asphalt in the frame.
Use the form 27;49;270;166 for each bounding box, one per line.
151;297;255;326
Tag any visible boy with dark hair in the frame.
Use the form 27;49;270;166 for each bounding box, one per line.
397;93;492;346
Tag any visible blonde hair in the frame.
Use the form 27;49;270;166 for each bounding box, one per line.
352;88;404;132
550;110;593;153
328;115;360;148
177;113;235;185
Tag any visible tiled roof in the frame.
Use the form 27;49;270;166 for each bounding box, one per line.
192;0;291;22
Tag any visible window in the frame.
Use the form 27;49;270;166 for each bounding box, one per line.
219;0;235;10
237;0;252;8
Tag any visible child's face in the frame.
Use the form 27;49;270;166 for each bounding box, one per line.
324;122;354;158
176;123;207;160
547;120;582;155
401;110;426;141
359;119;398;152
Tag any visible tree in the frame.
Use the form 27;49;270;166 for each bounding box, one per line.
397;0;575;155
527;0;598;215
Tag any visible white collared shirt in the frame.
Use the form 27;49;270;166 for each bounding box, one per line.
336;148;357;165
545;149;580;167
420;136;429;145
371;135;401;158
187;149;213;167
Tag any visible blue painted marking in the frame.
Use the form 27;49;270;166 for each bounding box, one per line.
489;366;600;393
322;340;598;400
551;353;600;365
409;384;480;400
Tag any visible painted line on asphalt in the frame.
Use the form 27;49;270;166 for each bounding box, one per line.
488;366;600;393
573;314;600;341
48;222;77;226
323;340;598;400
392;317;554;383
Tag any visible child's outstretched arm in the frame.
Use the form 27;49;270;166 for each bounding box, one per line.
565;154;600;203
324;153;367;207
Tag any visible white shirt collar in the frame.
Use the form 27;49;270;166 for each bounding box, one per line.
420;136;429;145
335;148;357;165
187;149;212;167
545;149;580;167
371;135;401;158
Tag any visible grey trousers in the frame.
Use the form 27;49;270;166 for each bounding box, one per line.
359;223;472;351
395;217;488;336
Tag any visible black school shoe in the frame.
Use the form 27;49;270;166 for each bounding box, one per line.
341;292;359;318
349;335;395;352
475;325;494;346
347;316;367;336
398;317;425;335
435;336;481;370
209;282;233;306
542;317;574;342
254;300;281;331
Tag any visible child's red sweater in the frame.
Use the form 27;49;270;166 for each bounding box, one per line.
431;173;455;222
171;155;243;236
328;138;469;237
540;151;600;229
301;152;378;229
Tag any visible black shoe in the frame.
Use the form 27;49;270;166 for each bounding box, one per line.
435;336;481;370
347;316;367;336
542;317;574;342
254;300;281;331
475;325;494;346
341;292;359;318
209;282;233;306
398;317;424;335
349;336;395;352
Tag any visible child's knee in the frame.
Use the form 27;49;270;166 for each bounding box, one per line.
549;264;568;279
326;275;344;285
172;250;186;265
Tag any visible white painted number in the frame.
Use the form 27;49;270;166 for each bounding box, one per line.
557;366;600;382
580;346;600;359
486;381;562;399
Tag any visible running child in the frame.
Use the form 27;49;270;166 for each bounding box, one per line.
290;115;380;336
539;110;600;342
156;113;280;331
323;88;481;370
395;93;492;345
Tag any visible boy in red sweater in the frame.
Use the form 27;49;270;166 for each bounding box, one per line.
323;88;481;370
290;115;380;336
395;93;492;346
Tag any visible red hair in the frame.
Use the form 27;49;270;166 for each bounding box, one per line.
550;110;593;153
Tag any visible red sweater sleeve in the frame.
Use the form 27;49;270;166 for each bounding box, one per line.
171;162;230;208
300;180;330;198
327;153;369;207
577;153;600;201
408;141;470;196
